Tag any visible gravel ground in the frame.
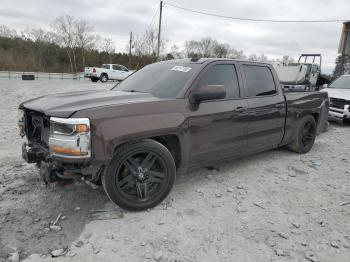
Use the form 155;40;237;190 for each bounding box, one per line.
0;79;349;262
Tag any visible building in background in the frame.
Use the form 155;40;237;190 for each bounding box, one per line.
336;21;350;76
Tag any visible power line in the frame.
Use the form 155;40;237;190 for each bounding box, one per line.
146;5;159;32
164;2;349;23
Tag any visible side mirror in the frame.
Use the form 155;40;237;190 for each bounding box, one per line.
192;85;226;103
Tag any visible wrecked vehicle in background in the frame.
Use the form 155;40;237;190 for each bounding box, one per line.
19;58;329;211
322;74;350;122
275;54;331;91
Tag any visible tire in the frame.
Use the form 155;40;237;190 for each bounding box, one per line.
102;139;176;211
100;73;108;83
91;77;99;82
287;115;317;154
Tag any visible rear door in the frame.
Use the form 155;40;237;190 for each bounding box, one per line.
119;65;130;80
240;63;286;153
187;62;248;167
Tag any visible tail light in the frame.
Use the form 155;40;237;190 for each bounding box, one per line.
92;67;96;73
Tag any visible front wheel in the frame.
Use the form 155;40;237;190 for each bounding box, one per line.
102;139;176;211
287;115;317;154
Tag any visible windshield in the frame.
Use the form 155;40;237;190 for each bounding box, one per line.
113;62;200;98
329;75;350;89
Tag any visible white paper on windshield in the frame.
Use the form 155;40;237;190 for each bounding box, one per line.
171;66;192;73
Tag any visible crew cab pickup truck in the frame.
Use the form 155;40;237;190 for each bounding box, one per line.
19;58;329;211
84;64;134;83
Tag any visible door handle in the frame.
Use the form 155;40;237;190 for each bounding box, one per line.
234;107;246;113
275;103;285;109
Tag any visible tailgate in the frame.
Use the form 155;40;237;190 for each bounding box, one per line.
84;67;93;74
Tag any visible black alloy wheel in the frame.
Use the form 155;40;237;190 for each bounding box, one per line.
102;139;176;211
301;121;315;148
287;115;317;154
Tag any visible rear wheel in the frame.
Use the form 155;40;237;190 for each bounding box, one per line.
287;115;317;153
102;139;176;211
100;73;108;83
91;77;99;82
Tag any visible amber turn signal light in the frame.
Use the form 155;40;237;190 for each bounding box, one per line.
76;124;89;133
52;146;88;156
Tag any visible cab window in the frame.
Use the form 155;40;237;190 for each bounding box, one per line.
196;64;240;99
243;65;276;97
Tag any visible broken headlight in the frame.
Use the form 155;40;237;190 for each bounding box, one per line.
18;109;25;137
49;117;91;158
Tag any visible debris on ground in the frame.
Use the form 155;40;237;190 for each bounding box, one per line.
310;159;322;167
277;232;289;239
51;248;65;257
305;252;317;262
88;209;124;220
8;251;20;262
53;212;62;225
274;248;287;256
153;250;163;261
49;225;62;232
226;187;234;193
253;201;265;209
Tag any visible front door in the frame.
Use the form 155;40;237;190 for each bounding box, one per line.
112;65;122;80
187;63;248;167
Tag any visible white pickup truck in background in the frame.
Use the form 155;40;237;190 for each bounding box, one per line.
84;64;134;83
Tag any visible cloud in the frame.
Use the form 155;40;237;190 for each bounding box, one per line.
0;0;348;73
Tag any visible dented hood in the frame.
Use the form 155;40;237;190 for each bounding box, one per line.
19;90;159;118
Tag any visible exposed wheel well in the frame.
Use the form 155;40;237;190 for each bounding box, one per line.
310;113;319;125
151;135;181;169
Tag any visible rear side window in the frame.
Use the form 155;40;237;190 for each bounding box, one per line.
197;64;240;99
243;65;276;97
102;64;110;69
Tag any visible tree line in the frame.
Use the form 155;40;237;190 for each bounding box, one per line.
0;15;347;77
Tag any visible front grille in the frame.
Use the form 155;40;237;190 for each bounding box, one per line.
330;98;346;110
24;110;50;147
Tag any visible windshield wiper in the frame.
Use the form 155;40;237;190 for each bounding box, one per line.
124;89;147;93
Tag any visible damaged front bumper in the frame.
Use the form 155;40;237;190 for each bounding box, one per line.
22;141;104;184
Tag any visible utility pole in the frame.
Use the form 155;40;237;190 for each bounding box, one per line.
157;1;163;59
129;31;133;69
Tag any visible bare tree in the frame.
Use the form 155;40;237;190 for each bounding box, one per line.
213;43;230;58
51;15;78;72
101;38;115;54
170;45;184;59
132;29;167;57
184;37;246;59
0;25;17;38
228;49;246;59
75;20;98;68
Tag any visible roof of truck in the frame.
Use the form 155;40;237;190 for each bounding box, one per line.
160;58;271;66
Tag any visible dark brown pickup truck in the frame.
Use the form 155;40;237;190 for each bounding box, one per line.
19;58;329;210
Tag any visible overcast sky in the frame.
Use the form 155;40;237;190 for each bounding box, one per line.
0;0;349;73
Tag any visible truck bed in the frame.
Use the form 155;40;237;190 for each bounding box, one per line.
281;90;329;146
